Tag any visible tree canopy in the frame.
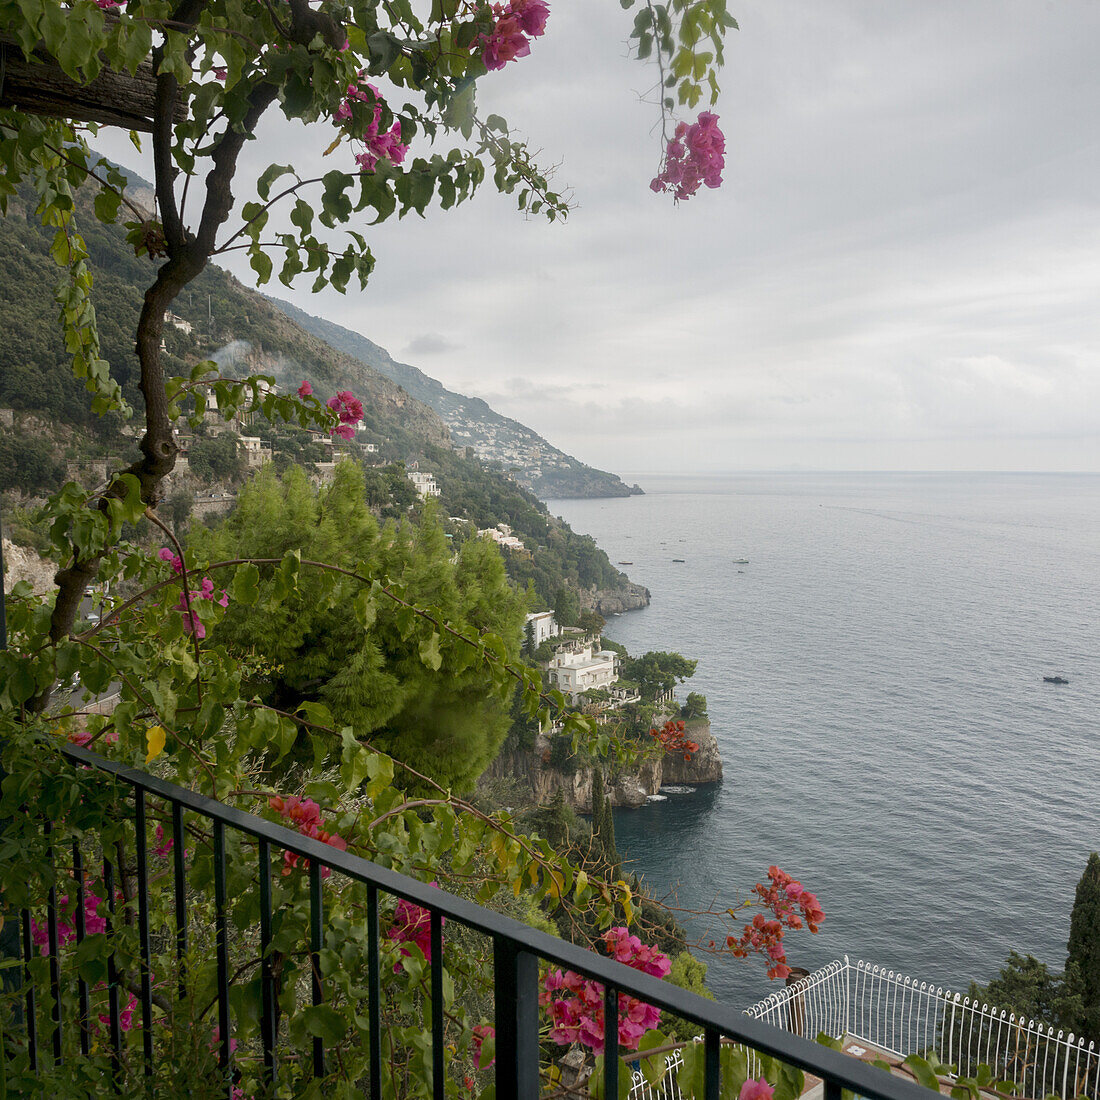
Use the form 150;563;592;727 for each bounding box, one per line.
198;461;527;791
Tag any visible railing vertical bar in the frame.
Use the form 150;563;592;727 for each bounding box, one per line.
73;840;90;1056
258;838;277;1087
604;980;619;1097
44;822;62;1065
309;859;325;1080
825;1078;842;1100
493;937;539;1100
212;820;231;1096
134;791;154;1077
704;1027;720;1100
172;800;187;1000
21;907;38;1073
367;883;382;1100
103;856;122;1085
431;910;444;1100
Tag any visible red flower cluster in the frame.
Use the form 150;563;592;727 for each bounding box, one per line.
472;1023;495;1069
269;795;347;879
476;0;549;71
648;718;698;760
326;389;364;440
650;111;725;200
727;867;823;980
540;927;670;1053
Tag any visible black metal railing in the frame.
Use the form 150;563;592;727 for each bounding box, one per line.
9;743;937;1100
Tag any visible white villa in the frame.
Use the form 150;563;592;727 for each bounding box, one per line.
408;470;440;499
479;524;525;551
524;611;558;647
546;642;620;704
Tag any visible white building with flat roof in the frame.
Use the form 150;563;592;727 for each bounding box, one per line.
546;643;620;704
408;470;440;499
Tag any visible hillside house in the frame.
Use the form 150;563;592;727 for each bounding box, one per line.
408;470;440;499
545;642;620;705
524;611;558;648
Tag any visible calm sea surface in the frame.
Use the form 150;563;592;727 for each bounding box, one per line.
548;473;1100;1010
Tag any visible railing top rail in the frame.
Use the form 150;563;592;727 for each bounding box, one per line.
60;743;933;1100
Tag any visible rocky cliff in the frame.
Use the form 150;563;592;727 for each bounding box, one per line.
484;720;722;813
580;581;651;616
2;538;56;595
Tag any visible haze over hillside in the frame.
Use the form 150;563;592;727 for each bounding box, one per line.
271;298;643;501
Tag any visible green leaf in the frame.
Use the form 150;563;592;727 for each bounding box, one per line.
903;1054;943;1092
637;1030;671;1087
301;1004;347;1044
230;563;260;607
419;631;442;671
257;164;295;200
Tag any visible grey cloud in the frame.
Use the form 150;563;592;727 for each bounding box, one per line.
405;333;461;356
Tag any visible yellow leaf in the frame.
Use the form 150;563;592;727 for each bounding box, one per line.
145;725;166;764
323;134;343;157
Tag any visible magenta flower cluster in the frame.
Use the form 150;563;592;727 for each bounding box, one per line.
386;889;443;969
31;886;139;1032
159;550;229;638
540;927;670;1053
650;111;725;200
476;0;549;70
335;79;409;173
326;389;364;440
31;889;107;954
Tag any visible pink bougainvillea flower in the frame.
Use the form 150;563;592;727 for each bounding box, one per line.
479;12;531;70
212;67;227;81
269;795;323;830
472;1024;495;1069
387;888;442;969
510;0;549;36
651;111;725;200
154;823;174;858
158;547;184;574
297;380;313;397
335;81;409;173
739;1079;775;1100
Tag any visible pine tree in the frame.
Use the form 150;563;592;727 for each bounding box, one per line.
1066;852;1100;1040
590;766;606;860
601;792;620;878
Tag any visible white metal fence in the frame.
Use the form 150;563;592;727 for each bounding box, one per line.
627;956;1100;1100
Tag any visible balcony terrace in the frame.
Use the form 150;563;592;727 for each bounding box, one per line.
6;743;944;1100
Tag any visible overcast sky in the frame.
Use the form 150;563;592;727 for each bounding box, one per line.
100;1;1100;473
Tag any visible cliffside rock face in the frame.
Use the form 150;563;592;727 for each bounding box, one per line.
2;538;56;595
581;582;651;616
659;721;723;785
483;724;720;813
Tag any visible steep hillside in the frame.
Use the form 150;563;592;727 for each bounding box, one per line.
270;299;643;500
0;176;648;613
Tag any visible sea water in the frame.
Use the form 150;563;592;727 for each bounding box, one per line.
548;473;1100;1009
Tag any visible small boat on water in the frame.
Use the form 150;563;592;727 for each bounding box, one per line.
618;560;633;565
672;558;686;562
734;558;749;564
1043;675;1070;685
